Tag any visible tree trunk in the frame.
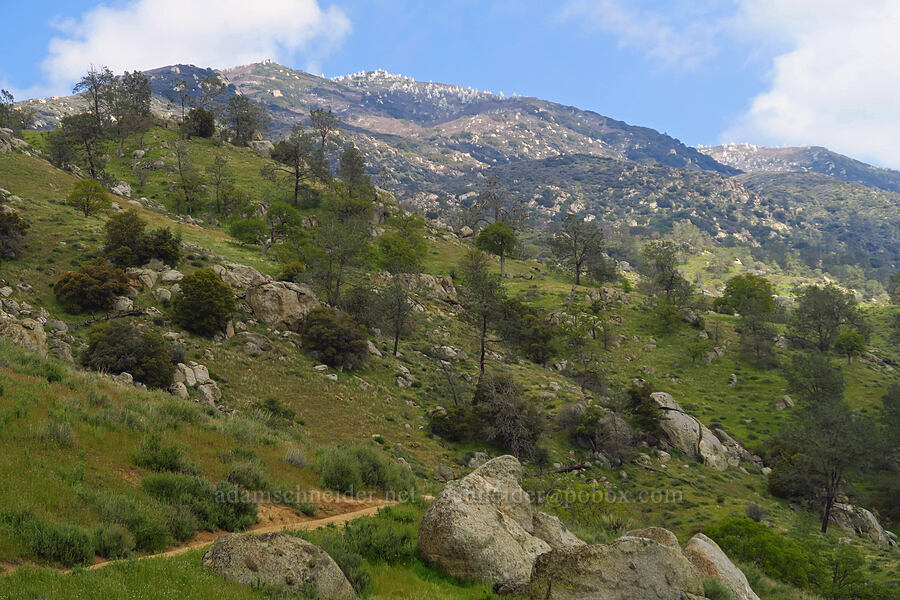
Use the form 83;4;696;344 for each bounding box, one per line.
479;313;487;376
821;493;834;533
499;248;505;277
393;324;400;356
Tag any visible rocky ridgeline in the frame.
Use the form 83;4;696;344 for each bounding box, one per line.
419;456;760;600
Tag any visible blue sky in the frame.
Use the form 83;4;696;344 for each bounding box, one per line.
2;1;898;167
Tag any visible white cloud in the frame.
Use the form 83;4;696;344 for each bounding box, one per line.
38;0;350;94
725;0;900;168
558;0;725;68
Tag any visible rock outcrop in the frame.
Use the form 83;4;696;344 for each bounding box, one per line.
418;455;583;585
372;272;458;304
245;281;320;332
203;532;356;599
529;535;703;600
211;262;270;293
651;392;733;471
830;503;898;547
683;533;760;600
0;314;47;356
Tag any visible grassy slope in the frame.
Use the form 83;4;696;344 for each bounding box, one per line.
1;137;897;596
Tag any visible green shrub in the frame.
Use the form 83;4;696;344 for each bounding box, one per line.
143;473;256;534
342;514;417;563
53;257;129;313
66;179;109;217
705;517;821;589
277;261;305;282
0;510;94;567
92;492;171;553
38;420;73;447
228;217;267;246
284;447;307;468
301;307;368;370
703;578;736;600
82;321;175;389
171;269;236;337
228;461;270;491
0;206;29;258
104;210;182;267
93;523;135;559
316;445;414;496
183;107;215;138
133;433;197;474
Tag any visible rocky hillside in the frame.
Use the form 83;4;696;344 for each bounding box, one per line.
699;144;900;193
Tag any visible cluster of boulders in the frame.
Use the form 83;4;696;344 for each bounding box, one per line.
371;271;458;304
650;392;761;471
418;456;761;600
170;360;222;405
0;128;30;154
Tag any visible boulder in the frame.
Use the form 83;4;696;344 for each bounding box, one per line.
175;363;197;387
0;316;47;356
683;533;760;600
418;456;583;585
830;503;897;547
197;382;221;404
710;426;758;466
529;535;703;600
467;451;490;469
531;513;585;551
110;182;132;197
190;362;211;385
775;395;794;411
247;139;275;157
203;532;356;599
153;287;171;303
113;296;134;312
625;527;680;549
458;226;474;238
651;392;732;471
169;382;190;399
238;332;273;355
48;339;74;363
372;272;459;304
245;281;320;332
113;372;134;386
211;263;270;293
160;269;184;283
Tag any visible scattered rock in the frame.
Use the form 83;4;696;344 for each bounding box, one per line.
211;263;270;292
0;315;47;355
175;363;197;387
113;296;134;312
727;373;738;386
683;533;760;600
435;464;456;482
239;332;273;355
110;182;132;197
160;269;184;283
458;226;474;238
112;372;134;386
775;395;794;411
625;527;680;549
169;382;190;399
367;340;382;358
830;503;897;547
467;451;490;469
190;362;211;385
203;532;356;599
197;381;222;404
153;287;171;303
372;272;459;304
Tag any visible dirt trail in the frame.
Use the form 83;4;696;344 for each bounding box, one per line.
0;500;395;576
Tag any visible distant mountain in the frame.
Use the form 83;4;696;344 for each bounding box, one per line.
699;144;900;193
19;61;737;201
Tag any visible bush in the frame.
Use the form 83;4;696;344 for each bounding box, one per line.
228;217;267;246
301;307;368;370
53;257;129;313
704;517;821;589
316;445;415;496
745;503;767;522
342;514;417;563
0;207;29;258
284;447;307;468
94;523;135;559
0;510;94;567
104;210;182;267
183;107;215;138
92;492;171;553
143;473;257;533
82;321;175;389
703;578;736;600
132;433;197;474
171;269;236;337
228;461;271;491
38;421;73;448
277;261;305;282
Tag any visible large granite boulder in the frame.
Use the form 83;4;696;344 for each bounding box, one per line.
529;534;703;600
245;281;320;332
683;533;760;600
211;263;270;293
203;532;356;598
418;455;583;585
651;392;732;471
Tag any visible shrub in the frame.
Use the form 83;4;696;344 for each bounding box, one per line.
703;578;736;600
284;447;307;468
228;461;271;491
67;179;109;217
38;421;74;448
132;433;197;474
704;517;821;589
342;514;417;563
316;445;414;496
92;492;170;553
143;473;256;534
94;523;135;559
0;510;94;567
104;210;182;267
0;206;29;258
82;321;175;389
277;261;305;282
301;307;368;370
228;217;267;246
171;269;236;337
53;257;129;313
745;503;767;522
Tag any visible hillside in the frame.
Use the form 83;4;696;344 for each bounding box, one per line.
699;144;900;193
0;119;898;600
